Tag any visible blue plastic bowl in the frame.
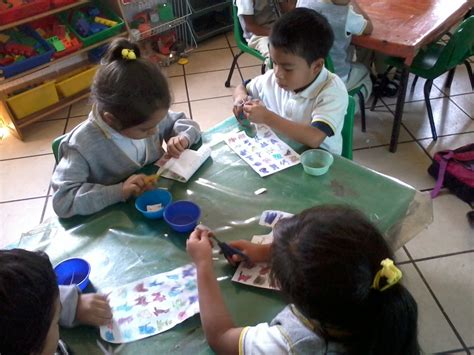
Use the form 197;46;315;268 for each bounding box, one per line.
135;189;172;219
54;258;91;291
164;200;201;233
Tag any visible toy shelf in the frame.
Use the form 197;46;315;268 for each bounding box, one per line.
188;0;231;43
0;0;128;140
0;0;90;32
0;31;127;84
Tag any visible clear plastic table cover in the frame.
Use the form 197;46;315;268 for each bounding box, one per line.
18;118;432;354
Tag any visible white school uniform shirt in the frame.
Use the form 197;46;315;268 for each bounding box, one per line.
246;67;348;154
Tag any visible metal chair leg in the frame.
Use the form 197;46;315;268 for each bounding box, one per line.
357;91;366;132
464;60;474;90
423;79;438;141
225;51;244;87
445;67;456;89
411;75;419;90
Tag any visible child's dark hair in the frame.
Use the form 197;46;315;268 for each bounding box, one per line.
271;205;419;355
0;249;59;355
269;8;334;66
91;38;171;129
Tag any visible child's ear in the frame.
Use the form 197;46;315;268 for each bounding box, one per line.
102;112;122;130
311;58;325;75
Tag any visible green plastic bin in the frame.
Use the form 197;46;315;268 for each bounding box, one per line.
59;1;124;47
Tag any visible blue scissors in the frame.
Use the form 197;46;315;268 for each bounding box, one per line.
210;234;250;264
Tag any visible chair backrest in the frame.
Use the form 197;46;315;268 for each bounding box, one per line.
341;96;355;160
434;16;474;71
232;5;266;61
52;134;67;164
324;55;335;73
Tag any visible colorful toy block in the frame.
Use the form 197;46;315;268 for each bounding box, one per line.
5;43;37;57
0;33;10;43
94;16;117;27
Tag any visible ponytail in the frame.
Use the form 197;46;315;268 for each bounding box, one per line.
350;285;420;354
91;38;171;129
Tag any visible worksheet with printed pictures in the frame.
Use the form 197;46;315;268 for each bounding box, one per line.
232;234;279;290
99;264;199;344
225;125;300;177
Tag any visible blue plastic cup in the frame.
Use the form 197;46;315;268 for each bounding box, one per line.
300;149;334;176
54;258;91;291
163;200;201;233
135;189;173;219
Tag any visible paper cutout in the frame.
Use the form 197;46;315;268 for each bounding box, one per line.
155;146;212;182
100;264;199;344
225;125;300;177
232;234;278;290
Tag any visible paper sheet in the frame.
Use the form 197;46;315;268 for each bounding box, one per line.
225;125;300;177
156;146;212;182
100;264;199;344
232;234;278;290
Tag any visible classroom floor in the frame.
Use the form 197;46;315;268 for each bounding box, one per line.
1;33;473;354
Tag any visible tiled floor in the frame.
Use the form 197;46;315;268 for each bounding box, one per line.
1;33;473;354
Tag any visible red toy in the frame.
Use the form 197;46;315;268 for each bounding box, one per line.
5;43;37;57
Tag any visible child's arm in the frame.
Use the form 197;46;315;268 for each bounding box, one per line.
350;0;373;34
244;101;328;148
187;228;243;354
52;149;152;218
159;111;201;158
241;15;271;36
227;240;272;264
280;0;296;13
59;286;112;327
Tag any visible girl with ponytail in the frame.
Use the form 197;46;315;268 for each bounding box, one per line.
52;38;201;218
187;205;420;354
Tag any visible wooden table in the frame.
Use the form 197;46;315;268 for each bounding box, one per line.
352;0;473;152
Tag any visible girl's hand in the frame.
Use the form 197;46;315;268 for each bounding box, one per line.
186;228;213;267
122;174;149;200
76;293;112;326
243;100;270;124
167;135;189;158
227;240;271;264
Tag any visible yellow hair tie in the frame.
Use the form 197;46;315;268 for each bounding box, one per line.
372;258;402;292
121;48;136;60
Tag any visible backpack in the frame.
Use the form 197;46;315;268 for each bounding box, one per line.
428;144;474;204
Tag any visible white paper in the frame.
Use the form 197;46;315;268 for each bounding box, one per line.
99;264;199;344
232;234;278;290
156;146;212;182
225;125;300;177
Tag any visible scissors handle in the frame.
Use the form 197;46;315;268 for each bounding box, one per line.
211;235;249;262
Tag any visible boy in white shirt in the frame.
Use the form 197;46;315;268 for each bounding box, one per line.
233;8;348;155
297;0;373;101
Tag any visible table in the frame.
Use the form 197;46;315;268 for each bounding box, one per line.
352;0;473;152
18;118;432;354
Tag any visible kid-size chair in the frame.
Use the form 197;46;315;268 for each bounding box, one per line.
325;56;367;132
52;134;66;164
342;95;355;160
224;5;266;88
373;16;474;140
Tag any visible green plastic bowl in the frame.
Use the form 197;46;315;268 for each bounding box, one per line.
300;149;334;176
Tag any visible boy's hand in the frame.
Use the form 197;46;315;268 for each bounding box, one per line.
167;135;189;158
76;293;112;326
186;228;213;268
122;174;152;200
227;240;271;264
233;95;252;120
243;100;270;124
